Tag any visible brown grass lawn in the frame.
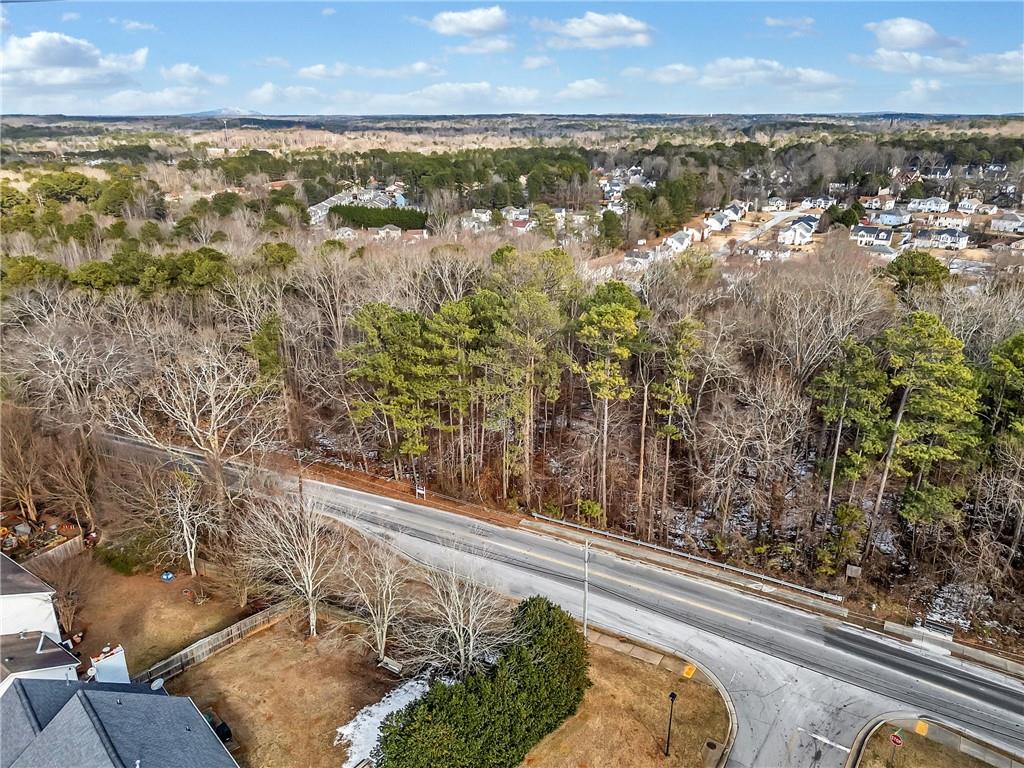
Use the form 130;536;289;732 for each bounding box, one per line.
74;556;247;675
861;727;992;768
523;644;730;768
167;620;395;768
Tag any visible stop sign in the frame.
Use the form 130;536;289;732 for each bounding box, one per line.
890;733;904;747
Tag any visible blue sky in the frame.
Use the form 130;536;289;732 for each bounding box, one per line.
1;2;1022;115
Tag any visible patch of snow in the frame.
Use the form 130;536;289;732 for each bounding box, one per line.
872;527;897;556
926;582;993;631
334;675;431;768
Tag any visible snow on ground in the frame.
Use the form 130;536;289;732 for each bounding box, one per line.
926;582;992;630
334;675;431;768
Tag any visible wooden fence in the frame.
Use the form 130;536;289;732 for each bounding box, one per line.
23;534;84;569
131;602;289;685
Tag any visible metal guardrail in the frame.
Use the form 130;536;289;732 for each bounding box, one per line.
530;512;845;603
132;603;289;684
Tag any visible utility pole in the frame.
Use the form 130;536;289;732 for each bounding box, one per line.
664;691;678;757
582;539;591;639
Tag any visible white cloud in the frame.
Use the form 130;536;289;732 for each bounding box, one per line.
299;60;444;79
424;6;507;37
0;31;147;89
864;18;962;50
452;36;514;54
854;45;1023;81
556;78;613;100
624;63;697;85
495;85;539;104
764;16;815;38
160;62;228;86
109;17;158;32
104;86;202;113
321;7;336;16
538;11;652;50
61;12;81;23
259;56;291;68
248;81;322;106
522;55;553;70
698;57;844;91
895;78;944;107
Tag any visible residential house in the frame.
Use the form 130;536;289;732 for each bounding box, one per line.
850;225;893;248
402;229;429;242
331;227;357;240
500;206;530;223
762;197;787;212
913;229;969;250
875;208;913;227
0;555;79;695
1;678;239;768
990;212;1024;234
957;198;983;214
930;212;971;230
307;192;349;227
921;166;952;181
907;197;951;213
703;212;732;231
978;204;999;215
510;219;536;236
801;195;837;210
662;230;693;255
369;224;401;242
741;245;792;263
868;244;900;262
777;216;817;246
860;195;896;211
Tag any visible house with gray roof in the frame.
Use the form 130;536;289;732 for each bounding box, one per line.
1;678;238;768
0;554;78;695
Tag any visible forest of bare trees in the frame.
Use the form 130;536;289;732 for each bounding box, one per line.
2;222;1022;635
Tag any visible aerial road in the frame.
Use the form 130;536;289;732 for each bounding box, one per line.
307;480;1024;768
107;437;1024;768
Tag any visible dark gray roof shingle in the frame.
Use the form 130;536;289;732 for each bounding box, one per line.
0;555;54;597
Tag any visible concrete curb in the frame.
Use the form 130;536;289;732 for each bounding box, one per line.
587;625;738;768
846;711;1024;768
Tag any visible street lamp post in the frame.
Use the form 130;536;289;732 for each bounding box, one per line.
664;691;677;757
582;540;591;639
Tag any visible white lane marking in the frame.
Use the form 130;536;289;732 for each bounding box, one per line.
796;727;850;753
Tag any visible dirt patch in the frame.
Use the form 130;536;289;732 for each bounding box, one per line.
861;726;994;768
74;557;247;675
523;643;729;768
168;620;396;768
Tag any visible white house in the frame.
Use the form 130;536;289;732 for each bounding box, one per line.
500;205;530;223
930;212;971;230
662;230;693;255
907;197;950;213
762;197;787;212
801;195;837;210
850;225;893;248
331;227;357;240
777;218;817;246
913;228;969;250
369;224;402;241
0;554;79;694
703;212;732;231
957;198;983;214
875;208;913;227
860;195;896;211
990;212;1024;234
978;204;999;216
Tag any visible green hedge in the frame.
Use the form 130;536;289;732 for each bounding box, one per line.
375;596;589;768
327;204;427;230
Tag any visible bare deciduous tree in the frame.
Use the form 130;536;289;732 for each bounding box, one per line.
345;536;413;661
235;493;346;637
28;555;96;634
399;564;514;679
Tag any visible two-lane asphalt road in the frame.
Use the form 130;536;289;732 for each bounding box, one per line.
104;436;1024;767
307;480;1024;768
